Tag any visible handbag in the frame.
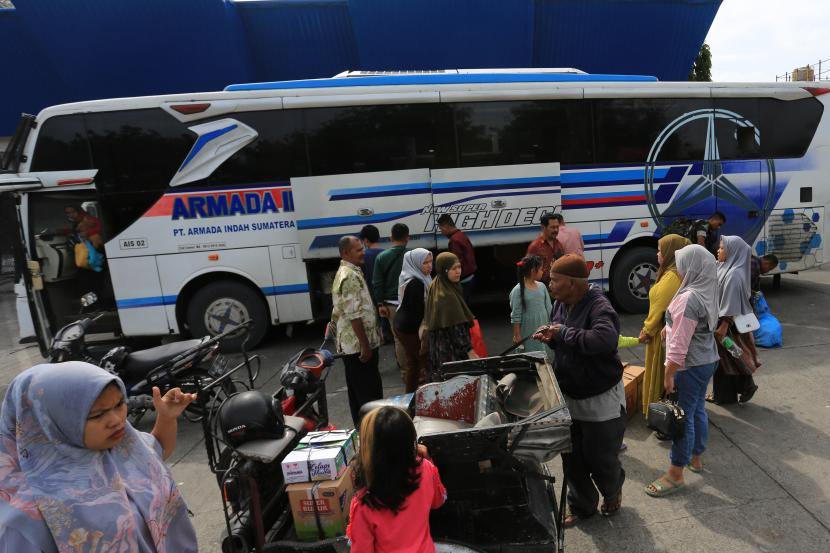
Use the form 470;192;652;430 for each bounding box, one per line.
646;394;686;439
734;312;760;333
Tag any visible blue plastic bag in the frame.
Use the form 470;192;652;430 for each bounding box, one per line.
752;292;771;316
85;240;105;273
754;311;782;348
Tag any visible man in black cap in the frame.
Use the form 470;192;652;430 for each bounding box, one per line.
533;254;625;526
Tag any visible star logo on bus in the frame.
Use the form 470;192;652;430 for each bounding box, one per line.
644;108;777;243
660;113;757;216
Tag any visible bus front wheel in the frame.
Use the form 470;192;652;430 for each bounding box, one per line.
186;281;269;351
610;246;658;314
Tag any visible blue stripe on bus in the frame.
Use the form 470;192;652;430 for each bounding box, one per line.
225;73;658;92
177;124;238;172
117;295;178;309
262;283;310;296
329;182;431;200
583;221;635;245
432;175;560;190
297;210;415;230
116;284;310;310
310;232;434;250
561;167;669;185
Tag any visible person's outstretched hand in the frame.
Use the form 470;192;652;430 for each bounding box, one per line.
152;387;197;420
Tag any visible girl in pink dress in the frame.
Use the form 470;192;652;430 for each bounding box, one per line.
347;407;447;553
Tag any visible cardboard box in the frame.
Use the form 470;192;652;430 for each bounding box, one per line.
622;364;646;420
282;429;357;484
299;429;358;463
287;465;355;541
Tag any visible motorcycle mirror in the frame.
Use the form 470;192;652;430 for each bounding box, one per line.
80;292;98;307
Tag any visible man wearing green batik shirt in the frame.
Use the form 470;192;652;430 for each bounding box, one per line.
332;235;383;426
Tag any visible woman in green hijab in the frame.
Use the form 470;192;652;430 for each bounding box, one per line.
638;234;691;420
424;252;478;379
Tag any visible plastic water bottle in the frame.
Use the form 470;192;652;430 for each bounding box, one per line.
720;336;743;358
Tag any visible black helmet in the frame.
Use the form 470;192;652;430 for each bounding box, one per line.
219;391;285;446
100;346;129;374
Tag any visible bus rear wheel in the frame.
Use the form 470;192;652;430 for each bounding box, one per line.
186;281;269;351
610;246;658;314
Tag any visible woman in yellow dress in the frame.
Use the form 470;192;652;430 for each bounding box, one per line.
638;234;691;419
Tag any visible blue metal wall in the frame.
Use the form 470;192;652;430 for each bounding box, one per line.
0;0;722;136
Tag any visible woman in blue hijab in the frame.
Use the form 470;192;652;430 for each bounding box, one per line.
0;362;199;552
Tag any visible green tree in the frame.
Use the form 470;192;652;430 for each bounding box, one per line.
688;43;712;82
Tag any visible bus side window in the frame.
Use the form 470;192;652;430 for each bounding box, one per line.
453;100;592;167
758;97;824;159
203;109;309;186
713;98;760;160
85;109;193;236
305;103;455;176
593;98;710;164
30;114;93;172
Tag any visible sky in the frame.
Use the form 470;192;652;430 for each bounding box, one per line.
706;0;830;82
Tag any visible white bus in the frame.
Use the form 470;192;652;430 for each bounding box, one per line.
1;69;827;351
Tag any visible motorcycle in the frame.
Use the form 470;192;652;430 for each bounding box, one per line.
276;325;339;431
48;299;256;424
196;326;341;553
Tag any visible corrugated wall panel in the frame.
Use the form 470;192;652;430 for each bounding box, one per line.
0;0;722;136
348;0;535;70
236;1;358;82
533;0;722;81
0;0;252;134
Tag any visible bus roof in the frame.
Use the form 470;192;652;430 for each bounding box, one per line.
224;71;659;92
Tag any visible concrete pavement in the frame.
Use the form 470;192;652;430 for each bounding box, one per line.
1;268;829;552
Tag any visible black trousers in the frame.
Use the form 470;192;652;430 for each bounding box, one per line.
712;368;756;404
342;348;383;427
562;413;626;516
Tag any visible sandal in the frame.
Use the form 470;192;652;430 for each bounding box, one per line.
600;493;622;517
563;507;595;528
686;463;704;474
645;476;685;498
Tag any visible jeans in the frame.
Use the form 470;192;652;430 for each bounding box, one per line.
670;361;718;467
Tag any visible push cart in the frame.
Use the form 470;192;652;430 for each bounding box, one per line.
198;350;571;553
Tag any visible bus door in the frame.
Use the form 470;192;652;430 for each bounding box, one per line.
292;169;436;260
0;176;52;353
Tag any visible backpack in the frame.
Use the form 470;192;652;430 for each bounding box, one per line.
660;217;707;243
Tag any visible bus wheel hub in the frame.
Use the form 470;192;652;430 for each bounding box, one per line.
627;263;656;300
204;298;249;335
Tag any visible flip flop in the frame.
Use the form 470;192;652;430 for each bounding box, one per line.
645;476;685;498
686;463;704;474
600;493;622;517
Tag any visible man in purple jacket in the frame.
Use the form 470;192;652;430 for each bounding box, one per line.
533;254;626;526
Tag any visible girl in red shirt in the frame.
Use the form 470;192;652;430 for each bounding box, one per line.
347;406;447;553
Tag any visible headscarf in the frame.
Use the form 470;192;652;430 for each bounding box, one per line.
0;363;197;553
424;252;475;330
717;235;753;317
674;244;719;331
655;234;692;283
397;248;433;308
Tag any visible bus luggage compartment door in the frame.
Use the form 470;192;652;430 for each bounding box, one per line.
292;169;435;259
